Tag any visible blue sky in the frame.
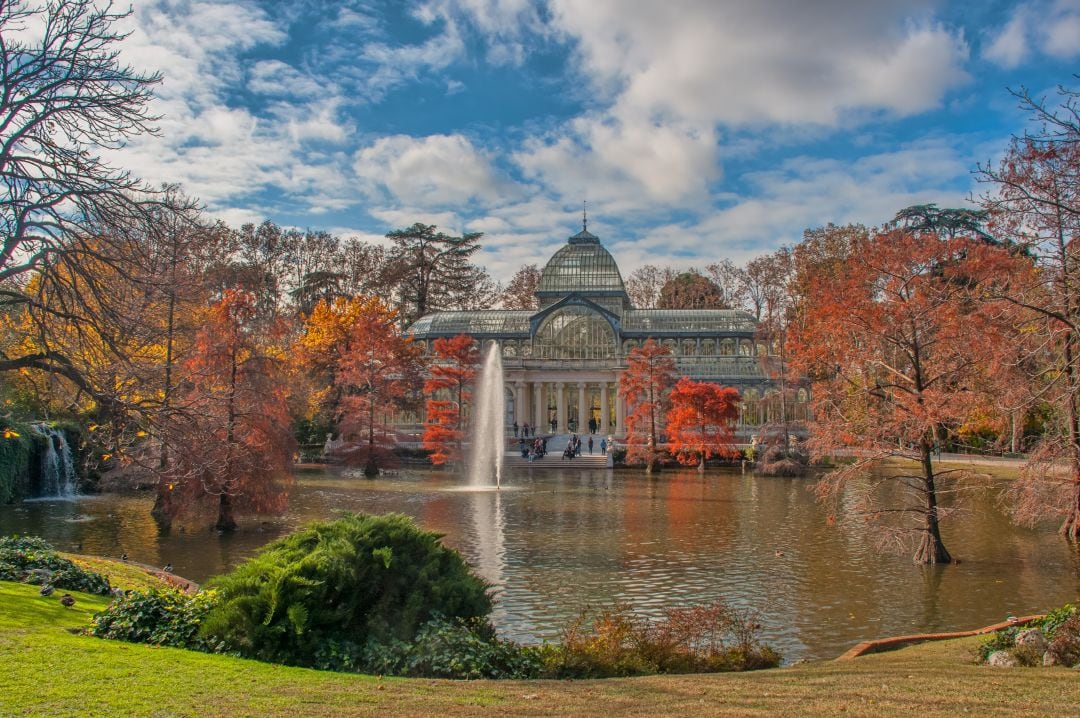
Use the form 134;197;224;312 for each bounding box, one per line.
111;0;1078;281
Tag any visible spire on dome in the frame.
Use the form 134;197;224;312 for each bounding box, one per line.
569;203;599;244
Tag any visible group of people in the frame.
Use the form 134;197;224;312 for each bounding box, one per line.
562;433;607;459
511;422;536;438
518;436;547;461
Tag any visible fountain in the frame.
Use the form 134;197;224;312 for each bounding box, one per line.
467;342;505;488
32;424;78;498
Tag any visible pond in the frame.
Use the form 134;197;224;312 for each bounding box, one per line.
2;466;1078;662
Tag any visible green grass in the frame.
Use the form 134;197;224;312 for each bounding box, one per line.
57;554;176;593
1;579;1078;717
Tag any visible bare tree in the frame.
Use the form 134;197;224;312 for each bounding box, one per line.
703;259;743;309
0;0;191;415
338;236;391;299
500;264;540;310
976;83;1080;538
625;264;676;308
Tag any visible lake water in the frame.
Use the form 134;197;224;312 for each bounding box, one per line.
3;466;1078;661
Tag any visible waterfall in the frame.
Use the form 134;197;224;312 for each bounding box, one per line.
467;342;505;488
32;425;78;498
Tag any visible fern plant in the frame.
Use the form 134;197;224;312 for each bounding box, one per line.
199;512;492;667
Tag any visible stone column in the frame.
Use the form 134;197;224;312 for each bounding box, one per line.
556;382;566;433
534;382;545;431
577;383;587;433
515;382;526;427
600;382;610;434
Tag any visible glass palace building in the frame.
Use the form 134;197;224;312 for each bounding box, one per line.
408;224;801;437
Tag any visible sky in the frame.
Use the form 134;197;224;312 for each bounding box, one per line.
107;0;1079;281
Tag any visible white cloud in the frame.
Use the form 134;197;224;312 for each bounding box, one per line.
514;116;718;210
354;134;508;207
369;207;465;232
102;1;357;215
524;1;969;127
1044;0;1080;58
460;0;971;218
983;1;1080;67
606;139;975;275
359;19;465;96
983;8;1029;68
249;60;323;98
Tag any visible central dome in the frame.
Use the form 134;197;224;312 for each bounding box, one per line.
536;227;627;298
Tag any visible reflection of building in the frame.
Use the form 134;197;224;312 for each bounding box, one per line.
408;222;806;436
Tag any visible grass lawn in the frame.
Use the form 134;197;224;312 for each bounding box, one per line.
2;579;1078;717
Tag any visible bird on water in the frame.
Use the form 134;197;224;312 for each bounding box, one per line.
121;553;128;561
163;563;173;573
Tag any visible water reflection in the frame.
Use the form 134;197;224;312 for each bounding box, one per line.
1;466;1078;661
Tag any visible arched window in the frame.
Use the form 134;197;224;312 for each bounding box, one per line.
682;339;696;356
502;342;517;358
739;339;753;356
797;387;810;403
720;338;735;356
701;338;716;355
533;307;616;360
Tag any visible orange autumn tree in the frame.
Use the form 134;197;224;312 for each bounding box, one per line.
789;229;1004;564
335;298;421;477
665;378;740;471
297;296;371;431
619;339;676;474
163;289;294;531
422;334;480;466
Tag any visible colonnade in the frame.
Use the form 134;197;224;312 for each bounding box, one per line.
512;379;624;436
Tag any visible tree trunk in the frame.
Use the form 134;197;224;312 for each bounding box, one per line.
1061;468;1080;540
151;281;178;529
913;441;952;564
215;492;236;532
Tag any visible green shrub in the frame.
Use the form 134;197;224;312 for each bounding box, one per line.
543;600;781;678
199;513;492;667
975;605;1079;665
358;617;544;679
1038;603;1077;636
88;588;226;652
975;627;1018;663
1047;613;1080;666
0;535;110;595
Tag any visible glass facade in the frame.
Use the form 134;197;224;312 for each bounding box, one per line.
405;222;808;431
534;307;617;360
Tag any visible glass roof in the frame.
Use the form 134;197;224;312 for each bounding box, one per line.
537;234;627;295
408;311;532;337
623;310;758;333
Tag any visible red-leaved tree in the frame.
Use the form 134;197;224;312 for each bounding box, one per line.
976;87;1080;538
665;378;740;471
422;334;480;466
335;298;422;476
789;230;1003;564
162;289;295;531
619;339;676;474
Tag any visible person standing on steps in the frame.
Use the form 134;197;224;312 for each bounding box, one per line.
513;421;519;438
588;436;594;454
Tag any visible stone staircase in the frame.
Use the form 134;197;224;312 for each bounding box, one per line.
503;433;611;469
